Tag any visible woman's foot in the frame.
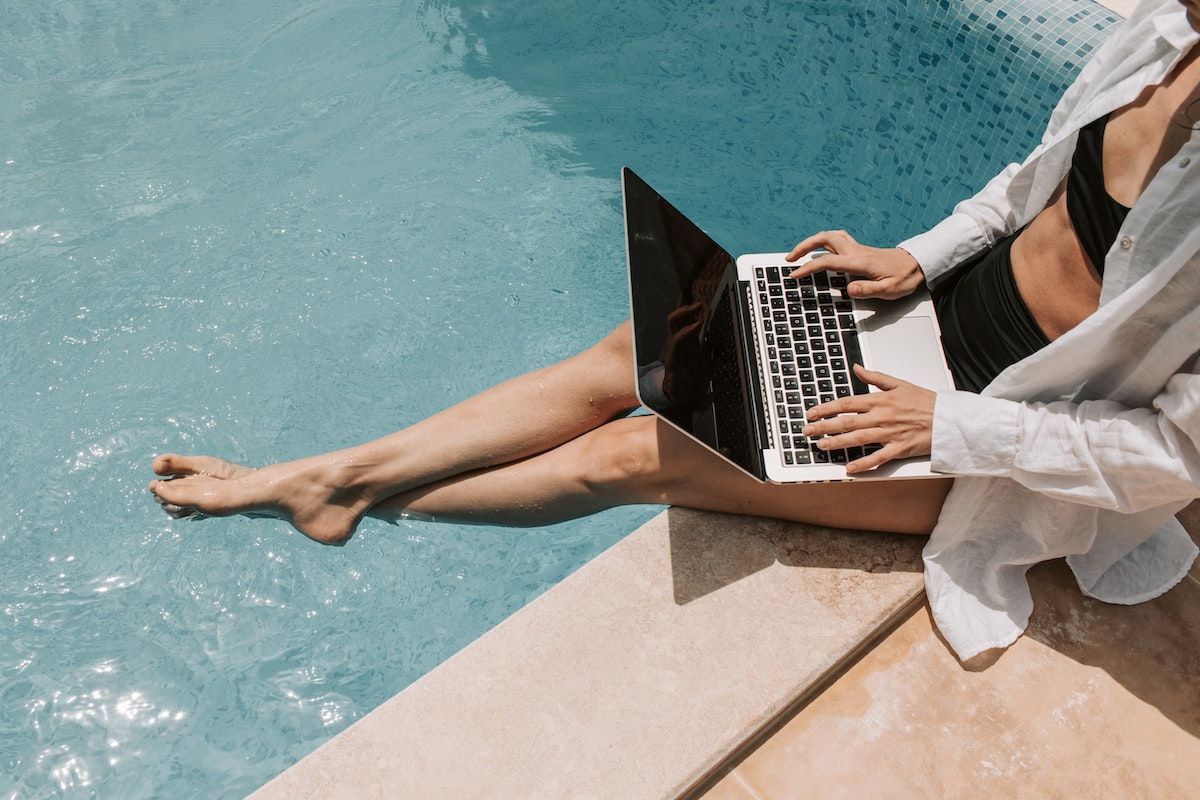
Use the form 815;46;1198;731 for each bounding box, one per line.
148;453;374;545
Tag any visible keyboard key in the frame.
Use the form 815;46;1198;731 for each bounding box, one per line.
769;285;783;296
777;336;791;348
795;450;811;464
831;358;845;371
784;377;799;390
814;272;829;288
774;390;784;403
846;446;864;460
799;369;814;382
771;297;785;309
816;365;831;379
820;393;834;403
805;312;820;325
822;318;837;330
796;355;812;368
807;325;822;338
766;267;780;280
785;391;802;404
790;420;805;433
813;449;830;463
773;311;787;322
794;341;809;355
835;385;851;398
828;343;843;357
781;363;796;375
765;332;775;346
825;332;841;344
831;450;848;464
839;314;855;329
813;351;828;365
830;274;848;288
772;375;782;388
801;286;815;299
783;451;794;465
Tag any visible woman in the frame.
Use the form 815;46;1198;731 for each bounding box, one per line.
150;0;1200;659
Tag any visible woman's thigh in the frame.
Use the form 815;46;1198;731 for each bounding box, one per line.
616;415;951;535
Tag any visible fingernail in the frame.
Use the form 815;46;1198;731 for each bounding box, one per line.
816;438;828;449
802;426;813;435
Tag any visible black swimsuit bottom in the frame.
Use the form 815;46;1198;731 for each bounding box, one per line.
931;112;1130;393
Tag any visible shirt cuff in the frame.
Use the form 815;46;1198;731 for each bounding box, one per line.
930;391;1021;476
896;213;989;286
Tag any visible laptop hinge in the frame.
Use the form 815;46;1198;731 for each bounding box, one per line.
736;280;770;477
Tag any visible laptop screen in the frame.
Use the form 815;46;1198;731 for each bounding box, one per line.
622;167;758;474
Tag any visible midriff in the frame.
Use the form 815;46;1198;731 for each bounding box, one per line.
1008;178;1102;342
1008;38;1200;342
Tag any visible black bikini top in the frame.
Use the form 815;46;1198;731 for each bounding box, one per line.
1066;112;1131;276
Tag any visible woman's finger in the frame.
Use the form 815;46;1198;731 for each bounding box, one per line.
845;442;903;475
802;409;875;436
786;231;846;262
804;393;874;422
813;427;887;451
846;278;893;299
853;363;901;391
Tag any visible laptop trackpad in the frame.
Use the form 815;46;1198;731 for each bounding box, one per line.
862;316;951;391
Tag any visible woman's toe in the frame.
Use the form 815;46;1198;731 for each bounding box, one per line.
153;453;247;479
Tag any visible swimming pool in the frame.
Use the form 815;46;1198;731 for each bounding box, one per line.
0;0;1117;796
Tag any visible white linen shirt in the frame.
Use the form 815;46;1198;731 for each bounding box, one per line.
895;0;1200;660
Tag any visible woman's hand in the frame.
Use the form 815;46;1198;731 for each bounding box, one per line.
785;229;926;301
803;365;936;474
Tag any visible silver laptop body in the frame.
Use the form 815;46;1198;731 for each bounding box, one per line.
622;167;955;484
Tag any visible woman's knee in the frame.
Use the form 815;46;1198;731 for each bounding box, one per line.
579;418;665;498
592;320;633;366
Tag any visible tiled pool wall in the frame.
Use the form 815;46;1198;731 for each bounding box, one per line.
864;0;1120;238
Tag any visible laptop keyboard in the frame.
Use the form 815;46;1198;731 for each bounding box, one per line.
753;265;882;467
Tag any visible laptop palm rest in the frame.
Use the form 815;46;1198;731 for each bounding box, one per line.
859;316;952;392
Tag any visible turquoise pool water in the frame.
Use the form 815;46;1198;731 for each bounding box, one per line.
0;0;1115;796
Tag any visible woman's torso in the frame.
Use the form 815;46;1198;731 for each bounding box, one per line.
1009;44;1200;341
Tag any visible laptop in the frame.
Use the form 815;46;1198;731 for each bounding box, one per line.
621;167;955;483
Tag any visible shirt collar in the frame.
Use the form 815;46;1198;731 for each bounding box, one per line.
1152;3;1200;51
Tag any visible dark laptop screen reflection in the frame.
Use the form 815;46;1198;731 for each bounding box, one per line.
625;171;736;438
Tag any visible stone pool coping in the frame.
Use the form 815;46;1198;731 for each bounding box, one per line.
248;507;927;799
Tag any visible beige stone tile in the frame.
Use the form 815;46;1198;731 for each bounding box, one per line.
730;559;1200;800
701;771;761;800
250;507;924;800
1092;0;1137;17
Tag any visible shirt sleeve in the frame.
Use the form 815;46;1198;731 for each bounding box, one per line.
930;366;1200;514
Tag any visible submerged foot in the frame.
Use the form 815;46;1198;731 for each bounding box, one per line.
148;453;371;545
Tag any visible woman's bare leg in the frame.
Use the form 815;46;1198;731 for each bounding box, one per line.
149;323;640;542
368;415;952;535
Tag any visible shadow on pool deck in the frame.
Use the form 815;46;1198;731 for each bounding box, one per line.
667;506;922;605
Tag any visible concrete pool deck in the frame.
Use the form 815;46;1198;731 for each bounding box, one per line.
249;508;927;799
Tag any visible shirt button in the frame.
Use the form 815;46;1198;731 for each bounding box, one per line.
1181;156;1192;168
1119;235;1133;250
